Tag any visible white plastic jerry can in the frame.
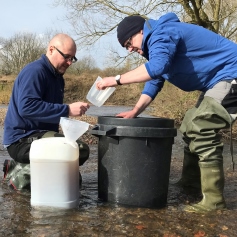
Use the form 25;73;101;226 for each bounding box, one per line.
30;137;79;209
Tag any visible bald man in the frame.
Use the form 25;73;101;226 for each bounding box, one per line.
3;33;90;190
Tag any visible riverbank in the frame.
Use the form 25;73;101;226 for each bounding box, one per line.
0;73;199;125
1;105;236;145
0;105;153;146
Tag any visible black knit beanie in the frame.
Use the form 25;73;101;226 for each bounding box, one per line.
117;15;145;47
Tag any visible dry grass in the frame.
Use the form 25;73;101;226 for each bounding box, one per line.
1;73;237;140
150;82;200;124
0;78;14;104
63;72;142;106
0;108;7;126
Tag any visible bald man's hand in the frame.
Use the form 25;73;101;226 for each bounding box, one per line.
68;102;90;116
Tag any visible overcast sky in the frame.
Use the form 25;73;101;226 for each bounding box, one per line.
0;0;118;68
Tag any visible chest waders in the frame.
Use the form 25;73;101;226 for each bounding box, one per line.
179;96;232;212
171;107;201;190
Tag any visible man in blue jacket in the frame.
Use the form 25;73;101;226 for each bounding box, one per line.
96;13;237;212
3;33;90;190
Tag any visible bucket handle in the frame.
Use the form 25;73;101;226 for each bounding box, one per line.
89;125;117;136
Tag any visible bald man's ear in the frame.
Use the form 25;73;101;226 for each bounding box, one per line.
48;46;55;55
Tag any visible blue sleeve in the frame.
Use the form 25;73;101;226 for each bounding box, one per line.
142;77;165;100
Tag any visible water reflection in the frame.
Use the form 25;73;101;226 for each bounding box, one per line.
86;105;154;118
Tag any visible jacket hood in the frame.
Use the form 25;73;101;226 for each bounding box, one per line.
142;13;180;51
157;12;180;24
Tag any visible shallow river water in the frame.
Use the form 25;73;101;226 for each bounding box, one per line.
0;106;237;237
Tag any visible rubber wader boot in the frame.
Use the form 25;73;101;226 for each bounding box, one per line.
3;159;30;191
183;161;226;213
8;163;31;191
171;146;201;190
3;159;17;181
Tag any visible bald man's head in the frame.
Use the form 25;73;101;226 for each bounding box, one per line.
46;33;77;74
48;34;77;50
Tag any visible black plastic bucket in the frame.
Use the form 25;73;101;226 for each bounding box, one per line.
90;116;177;208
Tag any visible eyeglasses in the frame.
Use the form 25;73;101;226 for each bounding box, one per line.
54;46;77;63
124;37;132;50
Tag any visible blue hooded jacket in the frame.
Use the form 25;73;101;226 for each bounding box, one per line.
141;13;237;99
3;54;69;145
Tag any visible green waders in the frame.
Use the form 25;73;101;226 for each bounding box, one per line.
173;108;201;190
180;96;232;212
3;131;89;191
173;145;201;189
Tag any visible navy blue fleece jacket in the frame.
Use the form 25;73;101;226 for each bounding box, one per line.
3;54;69;145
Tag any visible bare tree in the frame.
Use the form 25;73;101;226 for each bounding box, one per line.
68;55;98;74
179;0;237;40
53;0;237;67
0;32;47;75
54;0;237;44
